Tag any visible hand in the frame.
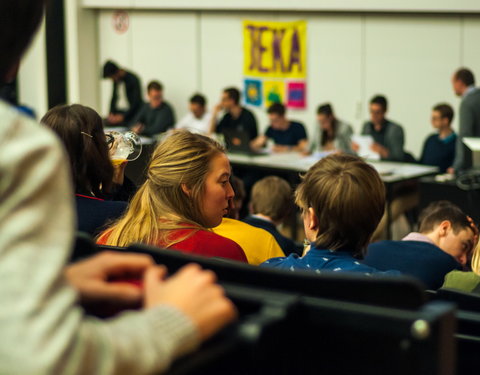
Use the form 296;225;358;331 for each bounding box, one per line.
65;251;154;307
213;103;223;114
131;123;144;134
112;161;128;185
272;144;291;153
351;142;359;153
370;143;388;158
447;167;455;175
144;264;237;341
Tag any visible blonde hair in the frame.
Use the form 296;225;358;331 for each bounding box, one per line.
98;130;225;247
295;154;385;255
251;176;293;222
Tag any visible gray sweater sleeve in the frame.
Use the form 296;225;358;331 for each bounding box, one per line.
0;104;199;375
384;123;405;162
453;99;475;171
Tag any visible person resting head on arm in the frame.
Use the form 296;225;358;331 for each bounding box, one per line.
97;130;247;262
261;154;400;275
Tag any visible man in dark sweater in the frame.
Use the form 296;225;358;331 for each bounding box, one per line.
251;102;308;153
243;176;302;256
130;80;175;137
450;68;480;173
210;87;258;148
420;103;456;173
357;95;405;162
103;60;143;126
364;201;476;289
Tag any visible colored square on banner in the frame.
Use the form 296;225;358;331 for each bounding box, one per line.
287;81;306;109
244;79;262;107
264;81;285;107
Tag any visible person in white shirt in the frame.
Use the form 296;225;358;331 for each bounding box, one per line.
175;93;212;134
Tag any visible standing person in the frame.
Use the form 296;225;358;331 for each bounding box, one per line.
251;102;308;153
420;104;457;173
358;95;405;162
102;60;143;126
310;103;353;153
449;68;480;173
98;130;247;262
210;87;258;145
130;80;175;137
0;2;236;374
175;93;212;134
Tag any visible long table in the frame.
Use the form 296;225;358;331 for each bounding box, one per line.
228;152;439;240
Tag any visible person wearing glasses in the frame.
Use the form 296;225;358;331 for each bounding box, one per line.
42;104;132;235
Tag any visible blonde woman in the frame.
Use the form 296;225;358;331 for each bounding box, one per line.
443;241;480;293
98;130;247;262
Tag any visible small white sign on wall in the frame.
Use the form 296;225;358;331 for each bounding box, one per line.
112;10;129;34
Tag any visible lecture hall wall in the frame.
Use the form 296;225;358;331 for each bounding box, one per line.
23;1;480;158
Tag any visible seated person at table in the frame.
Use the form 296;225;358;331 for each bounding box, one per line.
210;87;258;144
244;176;302;256
443;240;480;294
356;95;405;162
42;104;130;236
251;103;308;152
310;103;353;154
102;60;143;126
420;103;457;173
364;201;476;289
261;154;400;275
130;80;175;137
98;130;247;262
175;93;212;134
213;175;285;265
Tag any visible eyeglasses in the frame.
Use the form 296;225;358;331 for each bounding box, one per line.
105;133;115;149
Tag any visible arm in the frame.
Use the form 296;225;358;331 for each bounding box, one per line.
109;82;118;114
208;104;223;134
250;135;268;150
124;74;144;122
384;124;405;161
452;100;475;171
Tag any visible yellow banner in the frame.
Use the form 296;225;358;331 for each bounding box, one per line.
243;20;306;79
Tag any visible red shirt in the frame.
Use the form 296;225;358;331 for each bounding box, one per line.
98;228;247;262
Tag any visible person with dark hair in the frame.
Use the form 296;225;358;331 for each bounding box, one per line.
356;95;405;161
420;103;457;173
175;93;212;134
244;176;302;256
450;67;480;173
102;60;143;126
364;201;477;289
210;86;258;143
251;102;307;152
0;1;236;374
130;80;175;137
261;154;399;275
310;103;353;153
41;104;130;235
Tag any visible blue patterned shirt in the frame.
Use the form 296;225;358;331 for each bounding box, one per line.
261;246;401;276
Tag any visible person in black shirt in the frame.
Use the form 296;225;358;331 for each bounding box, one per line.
103;60;143;126
251;102;308;152
210;87;258;146
420;103;457;173
130;80;175;137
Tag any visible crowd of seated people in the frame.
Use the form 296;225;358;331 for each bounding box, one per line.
3;2;480;372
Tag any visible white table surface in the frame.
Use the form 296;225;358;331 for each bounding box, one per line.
227;152;439;183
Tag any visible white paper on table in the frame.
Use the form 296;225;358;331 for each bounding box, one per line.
352;135;380;161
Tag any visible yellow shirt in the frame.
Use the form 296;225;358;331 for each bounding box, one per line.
213;218;285;265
